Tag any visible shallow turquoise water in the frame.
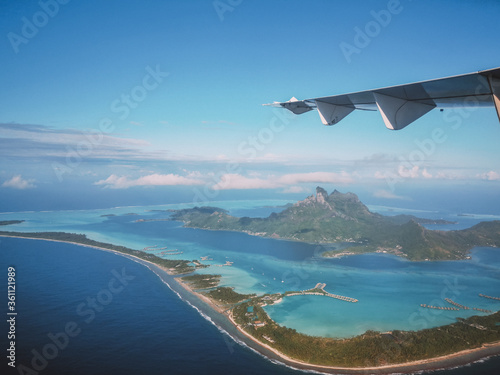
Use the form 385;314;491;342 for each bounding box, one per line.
1;200;500;339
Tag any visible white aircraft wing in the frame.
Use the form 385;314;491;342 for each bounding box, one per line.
264;67;500;130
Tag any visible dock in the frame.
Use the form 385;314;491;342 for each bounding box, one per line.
285;283;358;303
420;304;459;311
473;307;493;313
445;298;470;310
314;283;326;290
479;293;500;301
214;261;233;267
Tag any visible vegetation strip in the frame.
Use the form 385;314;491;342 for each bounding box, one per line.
0;231;196;275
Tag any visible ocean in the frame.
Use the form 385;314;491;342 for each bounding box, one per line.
1;199;500;374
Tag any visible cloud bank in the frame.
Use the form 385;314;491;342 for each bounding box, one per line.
94;173;205;189
2;175;36;189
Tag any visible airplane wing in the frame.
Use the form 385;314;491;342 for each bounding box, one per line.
264;67;500;130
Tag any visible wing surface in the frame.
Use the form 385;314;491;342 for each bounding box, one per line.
264;67;500;130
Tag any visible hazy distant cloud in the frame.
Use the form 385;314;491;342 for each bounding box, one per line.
478;170;500;181
213;174;278;190
373;189;409;200
212;171;354;190
433;171;465;180
277;172;354;185
2;175;36;189
375;166;435;180
422;168;433;179
96;169;356;191
0;123;245;165
397;165;420;179
94;173;205;189
373;165;500;182
0;122;151;161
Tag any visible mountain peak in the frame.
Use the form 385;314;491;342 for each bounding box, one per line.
329;189;360;202
315;186;329;205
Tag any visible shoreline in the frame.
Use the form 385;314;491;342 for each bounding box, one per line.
176;222;491;263
2;233;500;374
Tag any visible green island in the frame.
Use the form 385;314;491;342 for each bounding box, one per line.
169;187;500;261
0;220;24;226
177;272;500;368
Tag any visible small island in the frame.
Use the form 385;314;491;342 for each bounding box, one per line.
169;187;500;261
0;220;24;226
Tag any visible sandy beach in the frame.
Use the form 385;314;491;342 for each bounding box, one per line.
3;233;500;374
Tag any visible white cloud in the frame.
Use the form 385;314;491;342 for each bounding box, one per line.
2;175;36;189
422;168;433;179
213;174;278;190
212;171;354;190
433;171;465;180
478;170;500;181
94;173;205;189
277;171;354;185
397;165;420;179
374;171;388;180
373;189;409;200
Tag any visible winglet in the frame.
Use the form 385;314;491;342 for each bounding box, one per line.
315;101;354;126
263;97;314;115
373;93;436;130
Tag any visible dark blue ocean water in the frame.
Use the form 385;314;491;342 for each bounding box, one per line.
0;237;300;375
1;237;499;375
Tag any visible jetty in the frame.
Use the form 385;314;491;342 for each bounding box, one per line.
214;260;233;267
420;304;459;311
445;298;470;310
473;307;493;313
479;293;500;301
160;249;180;254
143;245;168;252
285;283;358;303
314;282;326;290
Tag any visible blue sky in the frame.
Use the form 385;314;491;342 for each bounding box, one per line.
1;0;500;211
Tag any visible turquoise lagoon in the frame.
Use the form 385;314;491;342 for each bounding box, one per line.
2;200;500;339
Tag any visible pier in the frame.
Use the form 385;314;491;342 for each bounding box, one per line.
143;245;169;252
160;249;181;255
314;283;326;290
437;297;496;314
285;283;358;303
479;293;500;301
420;304;459;311
214;261;233;267
473;307;493;313
445;298;470;310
